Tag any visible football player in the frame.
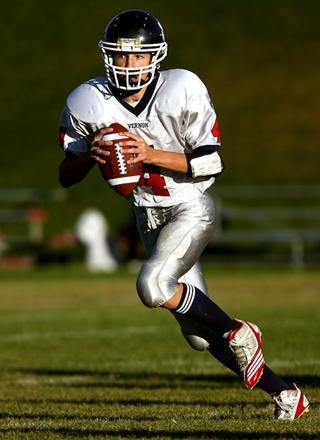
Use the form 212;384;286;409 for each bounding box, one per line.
59;9;309;420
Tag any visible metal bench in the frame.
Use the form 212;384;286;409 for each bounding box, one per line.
211;184;320;267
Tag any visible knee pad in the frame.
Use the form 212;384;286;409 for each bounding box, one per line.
136;261;178;308
173;311;211;351
181;330;210;351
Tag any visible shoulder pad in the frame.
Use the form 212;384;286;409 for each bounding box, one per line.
161;69;207;96
67;83;105;123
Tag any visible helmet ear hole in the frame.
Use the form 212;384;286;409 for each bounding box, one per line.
98;9;168;91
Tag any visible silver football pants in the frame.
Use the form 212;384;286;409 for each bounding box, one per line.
134;192;216;350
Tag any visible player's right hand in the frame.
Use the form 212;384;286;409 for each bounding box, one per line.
90;127;114;164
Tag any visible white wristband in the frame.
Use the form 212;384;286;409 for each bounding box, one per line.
190;151;223;178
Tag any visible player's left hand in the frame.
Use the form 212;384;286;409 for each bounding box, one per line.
119;131;156;165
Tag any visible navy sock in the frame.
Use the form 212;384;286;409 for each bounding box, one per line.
208;333;241;374
175;284;290;395
174;283;239;335
258;367;290;394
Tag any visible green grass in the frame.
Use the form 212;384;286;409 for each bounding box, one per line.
0;266;319;439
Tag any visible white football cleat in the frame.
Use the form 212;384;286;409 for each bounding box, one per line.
273;383;310;420
226;319;265;389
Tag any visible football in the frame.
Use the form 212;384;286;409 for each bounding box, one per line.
98;123;142;197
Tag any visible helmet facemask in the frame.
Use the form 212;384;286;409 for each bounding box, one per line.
99;39;168;90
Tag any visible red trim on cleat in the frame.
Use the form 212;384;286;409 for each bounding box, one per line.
227;320;265;389
273;383;310;420
292;384;310;419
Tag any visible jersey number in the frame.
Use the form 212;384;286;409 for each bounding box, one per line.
138;165;170;196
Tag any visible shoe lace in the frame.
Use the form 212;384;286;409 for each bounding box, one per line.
232;345;248;370
274;391;296;414
229;328;255;368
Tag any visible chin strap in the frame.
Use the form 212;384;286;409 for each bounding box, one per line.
109;72;159;99
110;85;142;99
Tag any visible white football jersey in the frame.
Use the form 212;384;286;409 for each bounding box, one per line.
60;69;222;207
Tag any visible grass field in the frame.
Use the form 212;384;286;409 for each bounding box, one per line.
0;265;319;439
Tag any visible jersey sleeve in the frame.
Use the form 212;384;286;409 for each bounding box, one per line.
181;73;223;178
59;80;108;156
59;107;92;156
183;75;221;151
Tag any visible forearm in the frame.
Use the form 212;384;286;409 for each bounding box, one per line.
149;149;188;173
59;154;96;188
149;147;224;178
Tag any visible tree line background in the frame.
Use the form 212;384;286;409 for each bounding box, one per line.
1;0;319;233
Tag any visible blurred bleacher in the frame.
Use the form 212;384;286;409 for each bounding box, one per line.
0;188;68;269
0;184;319;269
210;184;320;268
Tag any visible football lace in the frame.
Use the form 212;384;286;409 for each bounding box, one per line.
115;142;127;175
